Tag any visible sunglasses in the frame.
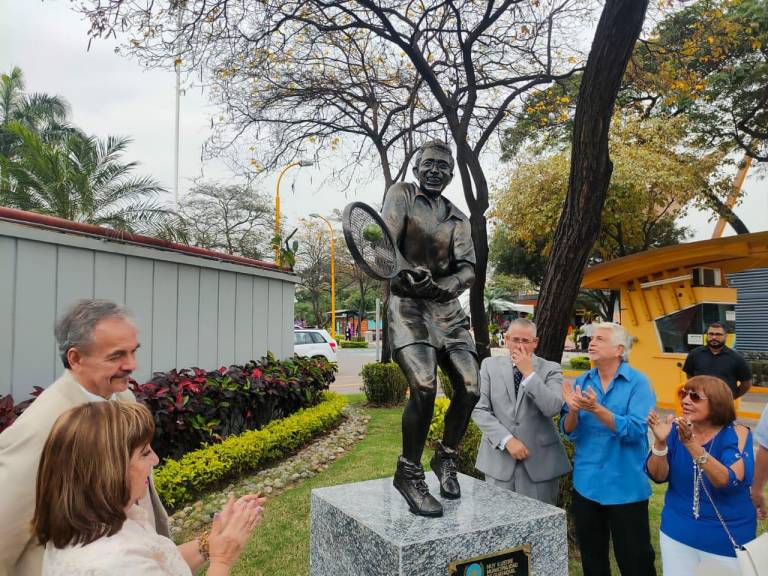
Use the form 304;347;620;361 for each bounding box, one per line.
678;388;708;403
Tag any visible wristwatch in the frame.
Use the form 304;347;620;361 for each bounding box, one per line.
693;453;710;466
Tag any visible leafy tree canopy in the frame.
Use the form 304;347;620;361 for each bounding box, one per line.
493;115;714;263
503;0;768;161
179;182;273;260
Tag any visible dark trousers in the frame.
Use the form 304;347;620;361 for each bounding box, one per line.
572;490;656;576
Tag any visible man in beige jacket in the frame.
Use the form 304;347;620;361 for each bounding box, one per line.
0;300;172;576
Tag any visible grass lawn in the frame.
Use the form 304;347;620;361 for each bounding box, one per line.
230;396;762;576
231;394;405;576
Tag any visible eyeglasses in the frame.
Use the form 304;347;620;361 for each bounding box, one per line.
677;388;708;403
508;338;534;344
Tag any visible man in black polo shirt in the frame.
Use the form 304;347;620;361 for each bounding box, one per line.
683;322;753;398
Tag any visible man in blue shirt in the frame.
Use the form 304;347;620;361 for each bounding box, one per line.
562;322;657;576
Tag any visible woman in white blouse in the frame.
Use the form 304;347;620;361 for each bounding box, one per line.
32;402;265;576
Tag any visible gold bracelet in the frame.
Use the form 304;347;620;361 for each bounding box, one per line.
198;530;211;561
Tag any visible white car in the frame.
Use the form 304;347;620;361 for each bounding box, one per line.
294;329;338;362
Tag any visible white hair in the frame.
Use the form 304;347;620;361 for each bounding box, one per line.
506;318;537;338
593;322;631;361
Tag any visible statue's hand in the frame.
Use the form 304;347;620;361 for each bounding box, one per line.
392;267;433;298
431;276;460;302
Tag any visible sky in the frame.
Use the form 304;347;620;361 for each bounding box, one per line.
2;0;766;246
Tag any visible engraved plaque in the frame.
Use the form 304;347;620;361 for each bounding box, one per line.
448;545;531;576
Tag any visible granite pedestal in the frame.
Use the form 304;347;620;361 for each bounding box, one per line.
310;472;567;575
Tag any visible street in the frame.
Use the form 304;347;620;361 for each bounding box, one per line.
330;347;377;395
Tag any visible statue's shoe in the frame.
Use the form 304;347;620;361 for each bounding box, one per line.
393;456;443;517
430;441;461;499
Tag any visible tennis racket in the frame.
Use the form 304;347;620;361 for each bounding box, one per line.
342;201;426;282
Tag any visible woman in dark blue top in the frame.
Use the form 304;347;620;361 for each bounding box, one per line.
646;375;755;575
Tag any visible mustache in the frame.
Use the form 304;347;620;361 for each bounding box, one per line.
112;372;132;379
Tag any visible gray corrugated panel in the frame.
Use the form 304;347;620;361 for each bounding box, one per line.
253;277;269;360
0;238;15;396
729;269;768;352
217;272;236;368
282;282;295;359
94;252;126;304
267;279;283;356
1;219;298;395
13;240;56;398
125;257;154;383
235;274;254;364
177;266;201;369
198;269;219;369
152;261;179;372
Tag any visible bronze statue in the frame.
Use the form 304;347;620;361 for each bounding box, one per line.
379;140;480;517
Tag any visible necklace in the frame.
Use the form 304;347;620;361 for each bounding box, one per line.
692;427;721;519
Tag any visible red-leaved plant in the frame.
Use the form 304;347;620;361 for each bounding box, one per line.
0;355;335;462
0;387;44;434
131;353;336;460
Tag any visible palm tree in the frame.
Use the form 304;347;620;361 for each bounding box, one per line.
1;122;185;240
0;66;71;157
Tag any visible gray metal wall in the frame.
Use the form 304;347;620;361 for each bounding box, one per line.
0;219;298;400
728;268;768;352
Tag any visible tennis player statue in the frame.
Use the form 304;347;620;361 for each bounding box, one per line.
379;140;480;517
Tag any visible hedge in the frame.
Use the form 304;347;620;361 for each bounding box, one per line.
154;392;348;511
339;339;369;349
569;356;591;370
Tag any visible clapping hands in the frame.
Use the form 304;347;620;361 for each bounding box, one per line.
208;493;266;569
561;380;600;412
674;416;695;445
647;411;674;444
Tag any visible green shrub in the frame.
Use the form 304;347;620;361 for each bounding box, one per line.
154;392;347;511
361;362;408;405
339;339;369;349
438;369;452;399
570;356;591;370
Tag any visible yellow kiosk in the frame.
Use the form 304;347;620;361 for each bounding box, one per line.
581;231;768;418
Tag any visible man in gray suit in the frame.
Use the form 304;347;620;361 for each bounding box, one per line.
472;318;571;505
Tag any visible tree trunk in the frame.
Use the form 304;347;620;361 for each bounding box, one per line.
470;212;491;360
704;191;750;235
535;0;650;362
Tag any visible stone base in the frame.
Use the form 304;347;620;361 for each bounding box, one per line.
310;472;567;576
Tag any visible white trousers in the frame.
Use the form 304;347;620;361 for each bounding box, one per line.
660;531;740;576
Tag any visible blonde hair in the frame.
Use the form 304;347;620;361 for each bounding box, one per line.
33;402;155;548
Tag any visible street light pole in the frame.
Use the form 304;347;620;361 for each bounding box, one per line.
275;160;313;264
309;213;336;340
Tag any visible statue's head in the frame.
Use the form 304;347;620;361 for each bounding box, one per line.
412;140;454;198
